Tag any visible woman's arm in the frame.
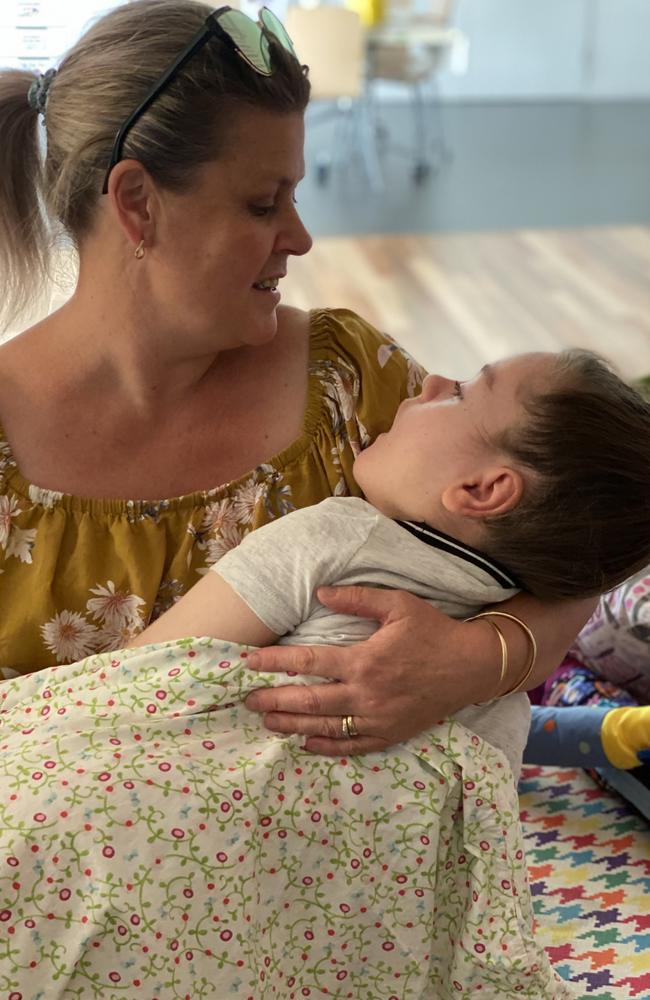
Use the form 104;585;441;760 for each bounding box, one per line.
129;572;279;648
243;586;596;755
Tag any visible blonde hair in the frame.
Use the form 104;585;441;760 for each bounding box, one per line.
0;0;309;330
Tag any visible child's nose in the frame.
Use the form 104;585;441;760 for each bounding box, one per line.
421;374;454;399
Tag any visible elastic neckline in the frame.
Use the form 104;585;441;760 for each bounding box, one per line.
0;310;337;517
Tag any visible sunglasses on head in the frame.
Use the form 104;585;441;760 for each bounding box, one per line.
101;5;297;194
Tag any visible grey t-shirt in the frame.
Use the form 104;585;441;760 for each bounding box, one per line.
214;496;531;778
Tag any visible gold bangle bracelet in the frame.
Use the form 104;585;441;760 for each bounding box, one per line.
469;610;538;697
503;661;536;696
464;615;508;703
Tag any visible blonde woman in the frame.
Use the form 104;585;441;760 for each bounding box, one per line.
0;2;600;995
0;0;592;748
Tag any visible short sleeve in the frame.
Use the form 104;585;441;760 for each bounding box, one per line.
212;498;375;635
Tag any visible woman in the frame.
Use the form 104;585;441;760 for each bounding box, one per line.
0;0;593;756
0;3;593;995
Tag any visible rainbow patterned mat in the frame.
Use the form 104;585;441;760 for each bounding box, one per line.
519;765;650;999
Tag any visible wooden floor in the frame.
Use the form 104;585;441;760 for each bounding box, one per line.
282;226;650;380
5;226;650;382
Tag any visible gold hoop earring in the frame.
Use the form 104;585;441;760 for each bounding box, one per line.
134;239;145;259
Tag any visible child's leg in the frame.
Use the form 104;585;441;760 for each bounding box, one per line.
524;659;650;769
525;704;613;767
525;704;650;769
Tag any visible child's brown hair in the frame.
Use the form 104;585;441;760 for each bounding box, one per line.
483;350;650;599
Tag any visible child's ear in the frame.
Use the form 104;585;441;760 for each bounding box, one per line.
442;466;524;519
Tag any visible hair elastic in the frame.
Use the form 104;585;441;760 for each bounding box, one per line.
27;68;57;116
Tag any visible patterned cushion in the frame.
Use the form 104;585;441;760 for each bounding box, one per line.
572;567;650;704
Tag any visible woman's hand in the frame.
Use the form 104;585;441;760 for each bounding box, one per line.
244;585;596;755
244;585;501;755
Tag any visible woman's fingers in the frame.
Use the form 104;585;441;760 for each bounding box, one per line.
261;709;366;739
245;677;359;718
302;735;389;756
256;710;390;756
247;640;354;682
316;584;406;623
245;585;406;680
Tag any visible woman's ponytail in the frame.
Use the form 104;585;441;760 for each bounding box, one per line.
0;70;51;332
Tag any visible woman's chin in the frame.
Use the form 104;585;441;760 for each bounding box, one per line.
242;305;280;346
255;318;280;346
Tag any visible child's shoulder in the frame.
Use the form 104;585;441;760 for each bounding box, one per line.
310;496;378;520
265;498;380;546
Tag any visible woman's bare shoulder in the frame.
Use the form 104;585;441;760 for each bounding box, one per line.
0;327;33;395
0;315;54;367
0;318;64;429
276;304;311;342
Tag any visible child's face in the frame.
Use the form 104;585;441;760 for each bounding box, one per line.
354;352;555;524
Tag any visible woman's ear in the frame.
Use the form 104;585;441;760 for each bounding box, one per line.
106;159;157;251
442;466;525;519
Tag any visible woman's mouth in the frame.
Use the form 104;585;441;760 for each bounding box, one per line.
253;277;279;292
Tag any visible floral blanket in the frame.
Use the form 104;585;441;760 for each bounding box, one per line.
0;639;574;999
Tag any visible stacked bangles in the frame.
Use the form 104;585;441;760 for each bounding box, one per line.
464;610;538;702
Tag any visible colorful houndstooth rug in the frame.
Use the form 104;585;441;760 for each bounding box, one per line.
520;765;650;999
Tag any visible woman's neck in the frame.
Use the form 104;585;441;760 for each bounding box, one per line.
36;245;234;419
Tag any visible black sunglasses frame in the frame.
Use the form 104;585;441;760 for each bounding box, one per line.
101;5;282;194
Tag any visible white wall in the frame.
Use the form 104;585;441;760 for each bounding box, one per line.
588;0;650;98
3;0;650;100
0;1;124;72
437;0;650;101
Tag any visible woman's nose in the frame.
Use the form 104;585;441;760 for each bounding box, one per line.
281;206;313;257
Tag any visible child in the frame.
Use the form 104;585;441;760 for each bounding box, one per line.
136;348;650;775
5;348;647;1000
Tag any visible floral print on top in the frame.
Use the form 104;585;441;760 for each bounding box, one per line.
0;309;425;677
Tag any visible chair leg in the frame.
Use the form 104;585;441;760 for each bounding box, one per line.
310;98;352;184
354;98;383;192
365;81;389;149
411;81;432;182
333;97;353;172
307;96;382;189
428;75;452;164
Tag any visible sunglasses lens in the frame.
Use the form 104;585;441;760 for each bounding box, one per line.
259;7;297;57
219;8;271;74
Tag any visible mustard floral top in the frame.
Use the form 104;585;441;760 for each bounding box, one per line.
0;309;424;678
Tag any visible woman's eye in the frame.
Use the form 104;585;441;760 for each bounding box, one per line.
250;204;275;217
453;380;463;399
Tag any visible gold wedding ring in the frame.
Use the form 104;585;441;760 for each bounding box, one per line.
341;714;359;738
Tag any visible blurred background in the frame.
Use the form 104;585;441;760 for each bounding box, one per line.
2;0;650;376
